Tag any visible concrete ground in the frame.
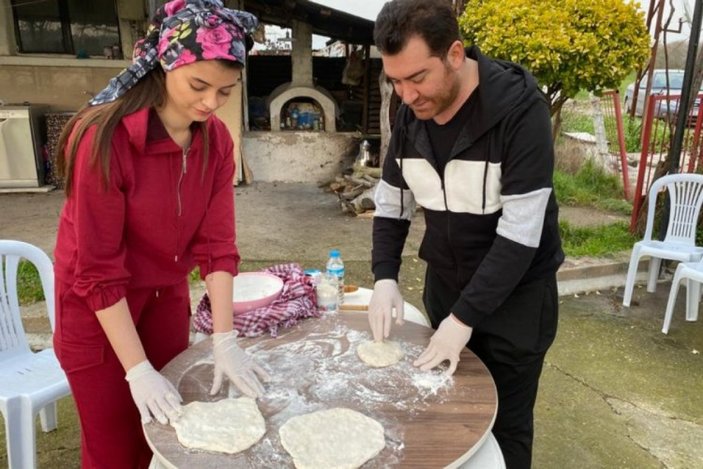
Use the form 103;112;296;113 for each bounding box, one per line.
1;183;701;468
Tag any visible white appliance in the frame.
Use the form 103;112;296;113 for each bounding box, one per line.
0;105;47;188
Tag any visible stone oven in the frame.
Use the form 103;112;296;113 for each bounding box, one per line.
267;20;337;132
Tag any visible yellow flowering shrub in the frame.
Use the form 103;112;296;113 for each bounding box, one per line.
459;0;650;115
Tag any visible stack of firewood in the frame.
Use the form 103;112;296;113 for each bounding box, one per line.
328;164;382;216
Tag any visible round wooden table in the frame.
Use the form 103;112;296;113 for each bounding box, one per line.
145;312;497;468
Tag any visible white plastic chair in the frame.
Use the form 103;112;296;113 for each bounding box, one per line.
455;432;506;469
662;259;703;333
0;240;71;469
623;173;703;307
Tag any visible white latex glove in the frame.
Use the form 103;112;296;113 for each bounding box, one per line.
368;279;405;341
125;360;183;425
211;330;271;398
414;314;473;375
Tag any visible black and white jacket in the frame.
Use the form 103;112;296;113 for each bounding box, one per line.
372;46;564;328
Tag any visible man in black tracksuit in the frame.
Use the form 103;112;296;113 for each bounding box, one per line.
368;1;564;468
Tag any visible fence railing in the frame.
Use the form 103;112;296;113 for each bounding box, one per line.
599;90;631;200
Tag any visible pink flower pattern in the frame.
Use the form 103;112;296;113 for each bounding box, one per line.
157;28;177;57
196;25;235;60
164;0;185;17
166;48;197;70
90;1;258;106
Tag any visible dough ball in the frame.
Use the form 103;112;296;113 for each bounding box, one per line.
356;340;404;368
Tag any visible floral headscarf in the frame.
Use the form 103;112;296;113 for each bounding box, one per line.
90;0;258;106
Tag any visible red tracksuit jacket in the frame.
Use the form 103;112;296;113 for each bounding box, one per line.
54;107;240;311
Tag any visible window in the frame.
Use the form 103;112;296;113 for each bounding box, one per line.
12;0;120;56
651;71;684;90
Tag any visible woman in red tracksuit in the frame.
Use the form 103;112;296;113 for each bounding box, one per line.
52;2;268;467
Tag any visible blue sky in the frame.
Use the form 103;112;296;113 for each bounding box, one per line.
311;0;380;20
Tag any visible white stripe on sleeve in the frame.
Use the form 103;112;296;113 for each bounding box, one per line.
374;179;416;220
496;188;552;247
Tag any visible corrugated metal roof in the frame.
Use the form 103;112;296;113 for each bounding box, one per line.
243;0;375;45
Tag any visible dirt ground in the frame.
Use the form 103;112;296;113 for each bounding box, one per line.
0;184;626;260
0;183;627;317
0;183;629;324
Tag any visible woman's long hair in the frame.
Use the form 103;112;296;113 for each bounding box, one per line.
56;60;240;196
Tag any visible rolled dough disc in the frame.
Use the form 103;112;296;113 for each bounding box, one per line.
171;398;265;454
279;407;385;469
356;340;404;367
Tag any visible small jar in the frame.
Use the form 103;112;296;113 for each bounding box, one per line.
304;268;322;286
316;273;338;313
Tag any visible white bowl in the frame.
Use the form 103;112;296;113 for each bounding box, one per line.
232;272;284;315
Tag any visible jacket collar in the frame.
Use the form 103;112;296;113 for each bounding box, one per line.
401;46;535;162
121;106;203;155
120;107;150;153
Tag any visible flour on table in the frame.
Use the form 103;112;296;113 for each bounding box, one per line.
279;407;385;469
171;398;265;454
356;340;404;367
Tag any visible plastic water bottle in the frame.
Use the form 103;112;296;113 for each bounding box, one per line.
326;249;345;304
290;106;299;129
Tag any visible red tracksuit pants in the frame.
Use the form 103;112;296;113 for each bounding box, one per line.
53;280;191;469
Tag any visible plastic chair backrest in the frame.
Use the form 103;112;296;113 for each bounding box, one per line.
643;173;703;246
0;240;55;362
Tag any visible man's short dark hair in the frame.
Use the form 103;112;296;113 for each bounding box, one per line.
374;0;461;57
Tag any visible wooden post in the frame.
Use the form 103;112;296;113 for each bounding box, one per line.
379;70;393;169
361;44;371;134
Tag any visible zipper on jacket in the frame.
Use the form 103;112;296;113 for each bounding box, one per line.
441;177;448;211
176;147;189;217
175;146;189;263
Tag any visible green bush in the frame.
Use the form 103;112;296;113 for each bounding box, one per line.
623;115;642;153
561;109;594;134
559;221;636;257
17;260;45;304
554;159;632;214
459;0;650;116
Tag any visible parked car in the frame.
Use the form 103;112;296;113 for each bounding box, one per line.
624;69;702;123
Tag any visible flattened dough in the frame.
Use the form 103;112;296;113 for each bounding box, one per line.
171;398;265;454
279;408;385;469
357;340;404;367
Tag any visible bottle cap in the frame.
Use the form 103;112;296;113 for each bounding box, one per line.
329;249;340;257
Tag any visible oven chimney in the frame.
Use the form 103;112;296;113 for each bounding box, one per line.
291;20;312;87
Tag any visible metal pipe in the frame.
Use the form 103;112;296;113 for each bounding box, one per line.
657;0;703;243
668;0;703;173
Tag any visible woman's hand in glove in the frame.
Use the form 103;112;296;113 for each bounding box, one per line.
211;330;271;398
125;360;183;424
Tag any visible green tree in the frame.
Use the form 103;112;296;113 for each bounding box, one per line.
459;0;650;134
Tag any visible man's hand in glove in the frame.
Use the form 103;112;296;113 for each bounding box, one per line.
413;314;473;375
125;360;183;424
368;279;405;341
211;330;271;398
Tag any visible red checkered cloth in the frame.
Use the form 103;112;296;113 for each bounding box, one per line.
192;263;320;337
